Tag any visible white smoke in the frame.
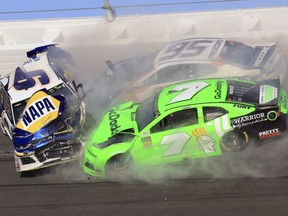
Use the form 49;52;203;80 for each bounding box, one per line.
49;34;288;184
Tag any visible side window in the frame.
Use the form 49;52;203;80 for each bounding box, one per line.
156;65;186;84
203;106;228;122
151;108;198;133
141;74;157;86
155;64;218;84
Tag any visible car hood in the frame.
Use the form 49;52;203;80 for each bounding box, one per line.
88;101;139;144
12;89;69;147
15;90;65;134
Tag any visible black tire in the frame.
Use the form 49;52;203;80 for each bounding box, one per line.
220;130;249;152
105;153;132;179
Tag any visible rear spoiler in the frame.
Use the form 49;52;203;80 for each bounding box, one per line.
26;44;57;59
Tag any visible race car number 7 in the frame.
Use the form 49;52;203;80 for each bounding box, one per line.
161;133;190;156
168;81;210;104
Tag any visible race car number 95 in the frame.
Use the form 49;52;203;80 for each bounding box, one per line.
157;39;214;63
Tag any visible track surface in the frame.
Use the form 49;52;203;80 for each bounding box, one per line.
1;133;288;216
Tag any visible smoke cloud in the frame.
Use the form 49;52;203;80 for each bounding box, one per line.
51;34;288;184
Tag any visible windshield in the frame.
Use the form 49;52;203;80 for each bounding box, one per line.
106;52;156;82
141;63;218;86
219;41;255;69
136;92;160;131
13;83;78;123
226;80;259;103
49;83;80;107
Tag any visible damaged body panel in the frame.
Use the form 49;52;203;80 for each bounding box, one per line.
0;44;86;172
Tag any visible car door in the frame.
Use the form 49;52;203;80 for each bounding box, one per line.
130;107;220;167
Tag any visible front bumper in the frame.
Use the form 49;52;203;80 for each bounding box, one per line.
14;138;83;172
82;141;134;178
82;148;107;178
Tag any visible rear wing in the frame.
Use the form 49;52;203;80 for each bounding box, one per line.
26;44;57;59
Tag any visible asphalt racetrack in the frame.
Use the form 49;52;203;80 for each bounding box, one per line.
2;132;288;216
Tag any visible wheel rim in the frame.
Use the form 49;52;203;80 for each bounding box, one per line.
106;154;132;177
221;131;248;152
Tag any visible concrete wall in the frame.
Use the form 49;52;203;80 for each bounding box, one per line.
1;7;288;77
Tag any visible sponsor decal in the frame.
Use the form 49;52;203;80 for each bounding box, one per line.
22;99;55;127
259;128;281;140
267;111;278;121
141;131;151;136
254;46;270;67
259;85;278;104
229;85;234;95
192;127;206;137
233;104;252;109
192;128;215;153
108;107;120;136
214;81;223;99
232;112;266;129
16;91;60;133
141;136;152;148
209;39;224;59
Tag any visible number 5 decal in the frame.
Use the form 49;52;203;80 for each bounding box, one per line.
13;67;50;91
168;81;210;104
160;133;190;156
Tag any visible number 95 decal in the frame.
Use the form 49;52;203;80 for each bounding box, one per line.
156;39;214;64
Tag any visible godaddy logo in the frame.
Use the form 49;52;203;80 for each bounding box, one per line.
109;107;120;135
214;81;223;99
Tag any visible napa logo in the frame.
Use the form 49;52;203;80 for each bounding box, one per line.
16;91;60;133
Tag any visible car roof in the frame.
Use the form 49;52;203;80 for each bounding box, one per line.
156;78;254;114
1;53;63;105
154;37;226;67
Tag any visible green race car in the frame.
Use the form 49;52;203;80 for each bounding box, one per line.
83;78;288;178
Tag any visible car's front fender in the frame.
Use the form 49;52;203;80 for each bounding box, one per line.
82;141;133;178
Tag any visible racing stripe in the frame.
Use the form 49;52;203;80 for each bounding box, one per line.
214;117;224;137
214;114;231;137
222;114;231;131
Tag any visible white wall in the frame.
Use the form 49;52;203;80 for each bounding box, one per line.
1;7;288;77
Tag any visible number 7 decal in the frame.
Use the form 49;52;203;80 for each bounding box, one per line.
168;81;210;104
160;133;190;156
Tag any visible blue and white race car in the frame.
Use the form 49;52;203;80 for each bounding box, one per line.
0;44;86;172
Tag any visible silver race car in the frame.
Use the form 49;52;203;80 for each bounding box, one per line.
99;37;287;104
